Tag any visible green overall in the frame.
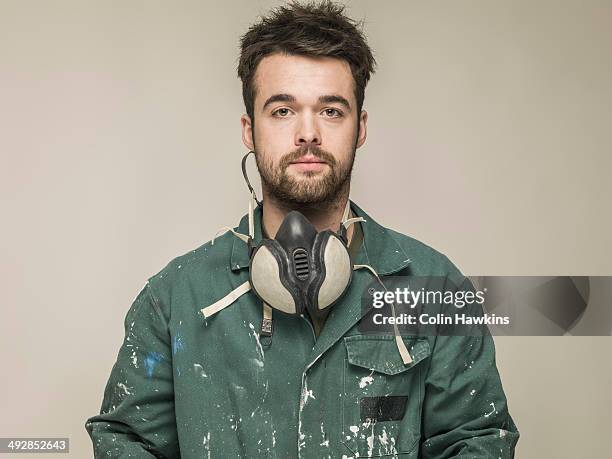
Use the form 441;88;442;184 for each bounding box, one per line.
85;200;519;458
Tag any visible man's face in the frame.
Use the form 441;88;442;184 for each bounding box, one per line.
241;53;368;206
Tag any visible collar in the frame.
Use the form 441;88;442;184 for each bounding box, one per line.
229;200;412;276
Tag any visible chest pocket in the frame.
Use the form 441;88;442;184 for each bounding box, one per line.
341;335;431;457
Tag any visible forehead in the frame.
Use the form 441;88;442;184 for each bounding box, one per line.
253;53;355;108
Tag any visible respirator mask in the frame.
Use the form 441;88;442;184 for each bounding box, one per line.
241;151;362;321
202;151;413;365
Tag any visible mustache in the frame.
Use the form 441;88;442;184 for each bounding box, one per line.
279;146;337;168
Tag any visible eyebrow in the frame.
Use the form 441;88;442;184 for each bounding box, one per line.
262;93;352;111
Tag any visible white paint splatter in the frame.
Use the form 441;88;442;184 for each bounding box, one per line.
359;370;375;388
250;380;269;418
202;431;211;459
484;402;497;417
194;363;208;378
130;349;138;368
378;428;388;446
248;322;265;362
362;417;374;428
116;382;133;396
299;377;316;410
319;421;329;448
298;424;306;452
301;388;316;406
366;421;375;456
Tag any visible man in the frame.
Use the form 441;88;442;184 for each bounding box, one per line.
86;1;520;457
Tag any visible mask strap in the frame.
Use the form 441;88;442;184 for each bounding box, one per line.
338;199;365;241
248;191;256;239
211;227;250;245
242;151;262;207
353;264;413;365
201;280;252;318
212;191;258;246
341;198;351;223
343;216;366;230
201;282;272;342
260;302;273;337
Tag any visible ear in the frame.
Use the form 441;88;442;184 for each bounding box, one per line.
241;114;254;151
356;109;368;149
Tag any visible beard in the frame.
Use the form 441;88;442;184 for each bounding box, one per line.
254;143;356;207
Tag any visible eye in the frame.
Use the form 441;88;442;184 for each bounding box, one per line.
272;108;291;117
323;108;343;118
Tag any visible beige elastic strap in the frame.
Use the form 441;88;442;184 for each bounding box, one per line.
248;191;256;239
211;227;250;245
341;199;366;239
343;216;366;230
353;264;413;365
395;335;413;365
353;263;379;276
342;199;351;223
201;280;251;318
212;191;258;247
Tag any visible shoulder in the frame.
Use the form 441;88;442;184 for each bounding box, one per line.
384;226;465;280
351;200;465;280
142;230;238;312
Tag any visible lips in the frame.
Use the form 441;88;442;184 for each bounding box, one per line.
290;155;327;165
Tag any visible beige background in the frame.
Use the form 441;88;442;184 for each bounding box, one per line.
1;0;611;457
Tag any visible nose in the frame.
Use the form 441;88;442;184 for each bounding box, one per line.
294;114;321;147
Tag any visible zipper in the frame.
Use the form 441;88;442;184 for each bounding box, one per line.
297;313;317;458
299;313;316;345
298;326;328;459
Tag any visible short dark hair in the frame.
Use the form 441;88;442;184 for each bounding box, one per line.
237;0;376;122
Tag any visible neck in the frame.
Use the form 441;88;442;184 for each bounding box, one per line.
260;186;354;244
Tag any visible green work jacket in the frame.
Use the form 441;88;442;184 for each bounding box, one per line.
85;200;519;458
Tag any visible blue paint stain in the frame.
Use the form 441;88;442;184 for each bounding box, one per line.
143;352;166;379
172;334;185;356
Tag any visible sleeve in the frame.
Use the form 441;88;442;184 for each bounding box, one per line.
419;274;520;458
85;282;180;458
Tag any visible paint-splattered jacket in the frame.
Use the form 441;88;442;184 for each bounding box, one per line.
85;200;519;458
